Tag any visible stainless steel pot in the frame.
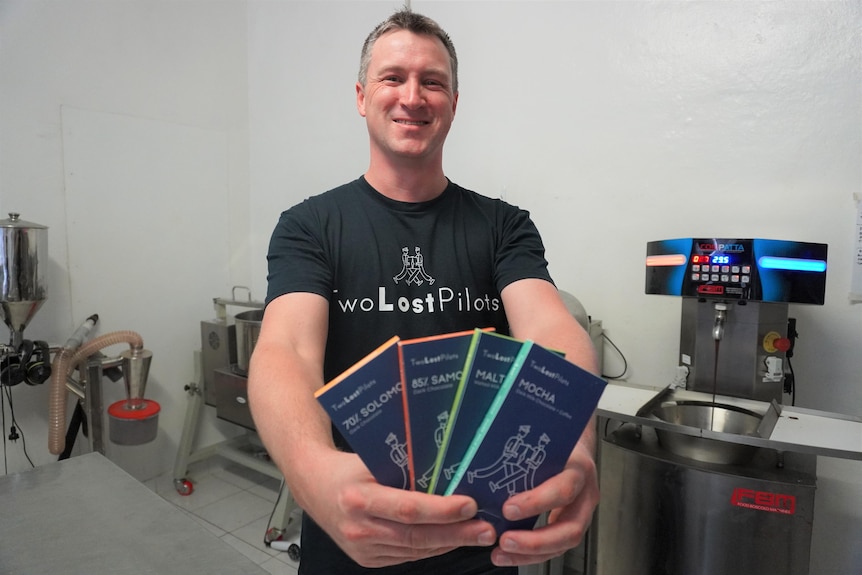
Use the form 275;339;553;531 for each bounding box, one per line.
234;309;263;374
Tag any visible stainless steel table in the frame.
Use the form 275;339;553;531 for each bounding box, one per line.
0;452;269;574
597;381;862;459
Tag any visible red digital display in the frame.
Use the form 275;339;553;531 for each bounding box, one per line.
692;255;710;264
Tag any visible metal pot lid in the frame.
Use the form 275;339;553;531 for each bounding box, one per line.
0;213;48;229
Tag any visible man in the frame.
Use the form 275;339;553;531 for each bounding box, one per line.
248;9;599;575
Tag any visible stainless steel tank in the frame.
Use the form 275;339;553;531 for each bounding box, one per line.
0;213;48;346
595;424;816;575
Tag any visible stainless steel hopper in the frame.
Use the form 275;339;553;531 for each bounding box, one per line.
0;213;47;346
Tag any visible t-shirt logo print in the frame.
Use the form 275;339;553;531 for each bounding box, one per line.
393;246;435;286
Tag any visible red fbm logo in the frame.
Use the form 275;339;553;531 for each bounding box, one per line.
731;487;796;515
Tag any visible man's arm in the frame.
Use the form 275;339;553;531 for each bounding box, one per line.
491;278;601;567
247;292;498;568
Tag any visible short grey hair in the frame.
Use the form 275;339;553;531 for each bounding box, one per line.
358;9;459;93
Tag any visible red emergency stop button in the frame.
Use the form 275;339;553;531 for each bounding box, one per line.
773;338;792;353
763;331;791;353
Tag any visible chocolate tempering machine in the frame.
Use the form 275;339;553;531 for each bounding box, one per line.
590;238;862;575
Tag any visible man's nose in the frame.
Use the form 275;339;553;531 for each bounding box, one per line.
401;79;424;108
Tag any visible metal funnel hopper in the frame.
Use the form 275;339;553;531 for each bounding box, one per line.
109;347;159;446
1;300;46;334
0;213;48;346
119;348;153;409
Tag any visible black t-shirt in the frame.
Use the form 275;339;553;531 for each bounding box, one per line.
267;176;552;379
266;176;552;574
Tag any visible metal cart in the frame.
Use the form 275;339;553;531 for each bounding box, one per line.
172;288;298;553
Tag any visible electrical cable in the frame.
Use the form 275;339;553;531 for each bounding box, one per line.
600;332;628;380
263;478;287;548
264;479;301;560
3;386;34;468
787;356;796;406
785;317;798;407
1;385;35;473
2;386;7;474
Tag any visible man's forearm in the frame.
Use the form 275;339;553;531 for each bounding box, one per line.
248;342;335;495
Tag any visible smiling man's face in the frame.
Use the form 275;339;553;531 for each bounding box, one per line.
357;29;458;166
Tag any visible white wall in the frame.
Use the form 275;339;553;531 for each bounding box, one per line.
1;1;859;572
0;0;251;478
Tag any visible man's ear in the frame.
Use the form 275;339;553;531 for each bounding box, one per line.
356;82;367;117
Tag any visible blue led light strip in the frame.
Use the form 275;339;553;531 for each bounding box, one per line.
758;256;827;273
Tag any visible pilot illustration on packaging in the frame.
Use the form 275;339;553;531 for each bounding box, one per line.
466;425;550;495
385;432;409;490
417;411;450;490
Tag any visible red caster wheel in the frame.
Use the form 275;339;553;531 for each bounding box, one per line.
174;478;194;496
265;527;283;543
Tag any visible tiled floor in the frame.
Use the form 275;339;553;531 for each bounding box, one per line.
145;457;301;575
145;457;585;575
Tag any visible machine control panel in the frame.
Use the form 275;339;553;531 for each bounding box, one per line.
645;238;828;304
689;253;753;296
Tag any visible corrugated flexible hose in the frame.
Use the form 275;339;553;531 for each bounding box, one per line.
48;331;144;455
